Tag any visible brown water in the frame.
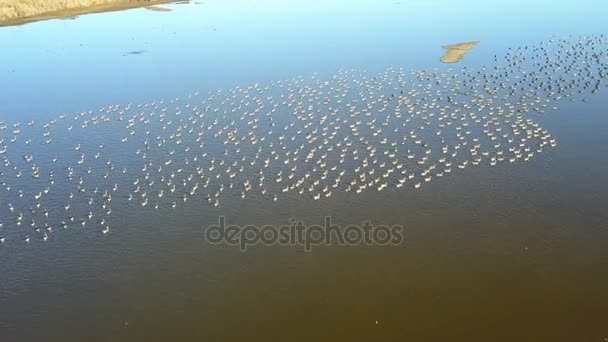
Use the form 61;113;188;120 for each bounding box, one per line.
1;1;608;341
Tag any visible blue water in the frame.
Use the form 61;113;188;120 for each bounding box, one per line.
2;0;607;120
1;1;608;341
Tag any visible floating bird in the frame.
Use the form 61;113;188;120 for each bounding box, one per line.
0;35;605;244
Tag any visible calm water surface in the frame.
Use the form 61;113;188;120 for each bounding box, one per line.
1;0;608;341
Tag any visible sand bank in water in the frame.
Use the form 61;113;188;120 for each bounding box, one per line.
440;41;479;63
0;0;175;26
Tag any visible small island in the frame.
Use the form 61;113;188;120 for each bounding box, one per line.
440;41;479;63
0;0;175;26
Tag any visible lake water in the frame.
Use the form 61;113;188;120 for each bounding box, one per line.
1;0;608;341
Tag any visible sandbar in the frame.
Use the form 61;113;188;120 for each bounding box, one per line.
440;41;479;63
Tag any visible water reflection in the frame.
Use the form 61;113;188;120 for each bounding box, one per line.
145;6;173;12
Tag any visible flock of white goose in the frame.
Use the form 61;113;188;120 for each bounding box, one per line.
0;35;606;244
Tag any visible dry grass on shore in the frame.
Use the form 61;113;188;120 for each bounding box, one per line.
0;0;173;26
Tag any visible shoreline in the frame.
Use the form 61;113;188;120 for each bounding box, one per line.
0;0;176;27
